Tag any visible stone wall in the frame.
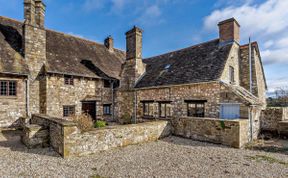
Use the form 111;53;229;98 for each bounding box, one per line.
0;76;27;127
43;75;113;120
30;114;79;156
220;43;240;85
64;121;171;157
261;107;288;132
135;82;222;119
171;117;249;148
23;24;46;115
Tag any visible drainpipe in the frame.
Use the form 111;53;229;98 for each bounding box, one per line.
111;80;115;122
134;90;137;124
25;78;30;118
249;37;253;141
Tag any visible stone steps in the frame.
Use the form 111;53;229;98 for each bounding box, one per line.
21;124;49;148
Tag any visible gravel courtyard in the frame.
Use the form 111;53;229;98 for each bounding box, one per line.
0;130;287;178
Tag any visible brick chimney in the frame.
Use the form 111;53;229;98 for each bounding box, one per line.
218;18;240;44
35;0;46;28
104;36;114;52
120;26;146;89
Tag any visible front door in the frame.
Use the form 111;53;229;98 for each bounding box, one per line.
82;101;96;121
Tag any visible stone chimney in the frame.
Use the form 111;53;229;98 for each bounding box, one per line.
218;18;240;44
35;0;46;28
24;0;36;25
104;36;114;52
23;0;47;115
120;26;146;89
126;26;143;60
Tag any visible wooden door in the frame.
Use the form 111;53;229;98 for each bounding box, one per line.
82;102;96;121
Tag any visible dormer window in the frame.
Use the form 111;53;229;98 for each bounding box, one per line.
64;75;74;85
229;66;235;83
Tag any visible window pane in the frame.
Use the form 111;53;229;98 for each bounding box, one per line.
9;81;16;96
149;103;154;116
166;104;171;117
63;106;75;117
0;81;7;96
187;102;205;117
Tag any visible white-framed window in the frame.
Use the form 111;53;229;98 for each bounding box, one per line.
63;105;75;117
103;104;112;115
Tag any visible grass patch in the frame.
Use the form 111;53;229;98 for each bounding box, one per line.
246;155;288;166
89;175;105;178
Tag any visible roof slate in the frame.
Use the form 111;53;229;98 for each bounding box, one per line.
0;17;29;75
135;39;233;88
0;16;125;78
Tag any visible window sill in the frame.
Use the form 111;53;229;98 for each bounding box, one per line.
0;96;17;99
142;116;155;119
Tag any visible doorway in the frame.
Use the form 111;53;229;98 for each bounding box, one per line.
82;101;96;121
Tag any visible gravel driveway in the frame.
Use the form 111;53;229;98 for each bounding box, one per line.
0;130;287;178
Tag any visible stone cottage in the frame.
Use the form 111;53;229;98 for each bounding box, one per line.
0;0;266;137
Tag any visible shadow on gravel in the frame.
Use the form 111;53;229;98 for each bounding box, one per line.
245;139;288;156
161;136;228;149
0;129;59;158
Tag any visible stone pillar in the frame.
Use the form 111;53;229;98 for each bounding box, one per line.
218;18;240;44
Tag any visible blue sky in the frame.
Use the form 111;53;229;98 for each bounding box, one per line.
0;0;287;93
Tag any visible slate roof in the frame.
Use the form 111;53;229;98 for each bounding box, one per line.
0;16;125;79
0;17;29;76
135;39;233;88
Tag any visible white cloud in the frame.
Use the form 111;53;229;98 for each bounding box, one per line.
204;0;288;66
83;0;106;11
135;5;165;26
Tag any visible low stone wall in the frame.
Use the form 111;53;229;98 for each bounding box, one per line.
261;107;288;133
64;121;171;157
31;114;79;156
171;117;249;148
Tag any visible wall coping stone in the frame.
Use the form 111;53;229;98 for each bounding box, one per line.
176;116;247;123
32;114;77;127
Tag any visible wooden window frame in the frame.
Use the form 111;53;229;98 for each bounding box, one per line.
63;105;75;117
185;100;206;117
64;75;74;85
0;80;17;96
142;101;154;118
103;104;112;115
158;102;172;118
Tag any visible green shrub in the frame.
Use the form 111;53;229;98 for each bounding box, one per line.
119;113;132;125
94;120;107;128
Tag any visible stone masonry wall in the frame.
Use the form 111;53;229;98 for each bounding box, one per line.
0;76;26;127
64;121;171;157
23;24;46;115
44;75;113;120
171;117;249;148
261;107;288;132
135;82;222;119
220;43;240;85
